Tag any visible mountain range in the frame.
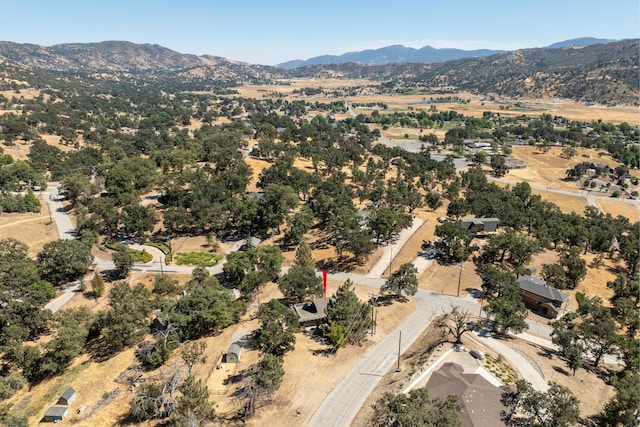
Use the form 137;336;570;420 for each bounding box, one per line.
276;37;615;68
0;38;637;105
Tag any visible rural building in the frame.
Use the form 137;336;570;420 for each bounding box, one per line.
517;275;569;318
426;362;513;427
224;343;241;363
58;387;77;405
459;218;500;235
43;406;69;423
292;298;329;328
504;157;527;169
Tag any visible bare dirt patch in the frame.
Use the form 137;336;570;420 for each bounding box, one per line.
0;211;59;256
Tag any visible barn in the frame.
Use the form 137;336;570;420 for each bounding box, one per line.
43;406;69;423
58;387;77;405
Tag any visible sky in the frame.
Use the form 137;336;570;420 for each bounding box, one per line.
2;0;639;65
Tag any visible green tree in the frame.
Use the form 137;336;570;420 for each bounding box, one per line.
37;239;93;286
91;282;153;356
325;280;372;346
283;206;314;246
446;198;467;220
258;184;298;233
513;380;580;427
173;375;216;426
367;207;412;243
381;262;419;300
600;372;639;427
369;388;462;427
490;154;507;178
0;238;40;292
560;247;587;289
576;296;619;368
481;267;528;334
253;320;296;357
424;191;443;211
254;300;298;358
278;241;322;303
180;342;208;375
60;173;100;206
153;275;180;296
91;272;105;297
112;245;134;279
434;221;473;263
121;203;156;242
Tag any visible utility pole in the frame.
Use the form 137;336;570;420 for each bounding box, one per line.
456;261;464;297
395;330;402;372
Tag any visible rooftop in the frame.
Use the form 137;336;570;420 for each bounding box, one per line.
517;275;569;302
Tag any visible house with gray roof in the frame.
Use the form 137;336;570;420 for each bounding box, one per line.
292;298;329;328
517;275;569;318
459;218;500;235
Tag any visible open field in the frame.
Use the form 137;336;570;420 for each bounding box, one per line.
232;79;640;125
0;211;58;256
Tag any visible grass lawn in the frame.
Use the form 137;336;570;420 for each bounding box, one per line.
175;251;223;267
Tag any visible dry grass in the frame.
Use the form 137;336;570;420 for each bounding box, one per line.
0;211;59;256
596;199;640;222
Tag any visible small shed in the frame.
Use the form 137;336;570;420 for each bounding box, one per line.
43;406;69;423
224;343;241;363
58;387;77;405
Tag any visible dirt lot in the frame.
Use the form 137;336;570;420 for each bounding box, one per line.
0;210;59;256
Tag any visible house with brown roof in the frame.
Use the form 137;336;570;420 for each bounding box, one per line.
517;275;569;318
426;362;513;427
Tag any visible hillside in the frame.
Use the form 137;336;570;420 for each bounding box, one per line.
0;40;232;72
288;39;640;105
0;39;638;105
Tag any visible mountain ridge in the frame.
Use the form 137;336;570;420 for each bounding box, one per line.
276;37;618;68
0;38;636;106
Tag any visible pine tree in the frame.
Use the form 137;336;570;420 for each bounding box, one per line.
91;272;105;297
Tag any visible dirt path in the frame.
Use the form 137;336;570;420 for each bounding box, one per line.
0;215;50;228
367;217;425;278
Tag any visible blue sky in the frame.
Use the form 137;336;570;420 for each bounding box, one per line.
2;0;638;65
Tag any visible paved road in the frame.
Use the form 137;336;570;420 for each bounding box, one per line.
310;290;477;427
42;180;584;425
